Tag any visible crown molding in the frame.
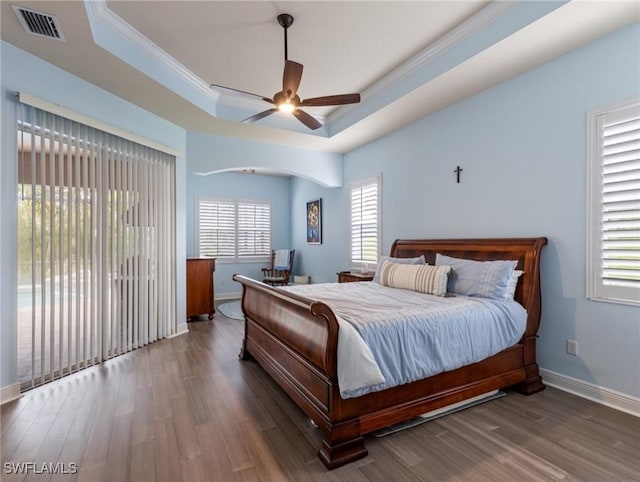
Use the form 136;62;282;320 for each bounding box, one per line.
84;0;516;134
85;0;219;104
327;1;519;125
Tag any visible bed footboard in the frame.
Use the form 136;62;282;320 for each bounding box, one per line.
233;275;368;468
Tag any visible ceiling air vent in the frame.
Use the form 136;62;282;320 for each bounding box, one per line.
12;5;65;41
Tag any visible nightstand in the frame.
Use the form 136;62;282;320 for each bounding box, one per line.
337;271;374;283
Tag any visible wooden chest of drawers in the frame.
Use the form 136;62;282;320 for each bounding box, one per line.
187;258;215;320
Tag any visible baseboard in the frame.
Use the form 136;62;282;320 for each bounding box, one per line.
167;324;189;338
1;383;22;405
540;368;640;417
215;292;242;306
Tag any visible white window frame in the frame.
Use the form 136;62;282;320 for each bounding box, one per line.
586;98;640;306
196;197;272;263
349;175;382;271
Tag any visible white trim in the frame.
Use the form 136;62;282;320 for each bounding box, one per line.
585;97;640;306
328;1;517;124
540;368;640;418
166;325;189;338
1;383;23;405
86;0;510;132
85;0;218;105
16;92;184;157
216;292;243;303
349;174;382;270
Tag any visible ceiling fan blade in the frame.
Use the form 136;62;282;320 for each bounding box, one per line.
282;60;303;98
209;83;274;104
293;109;322;130
300;93;361;107
242;108;278;123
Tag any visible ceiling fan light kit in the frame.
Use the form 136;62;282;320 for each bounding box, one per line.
209;13;361;130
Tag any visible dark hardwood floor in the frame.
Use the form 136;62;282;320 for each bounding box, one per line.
2;313;639;481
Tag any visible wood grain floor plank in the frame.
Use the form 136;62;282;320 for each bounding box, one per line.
2;314;638;482
170;395;203;461
104;413;133;482
128;439;156;482
152;416;183;482
194;421;238;482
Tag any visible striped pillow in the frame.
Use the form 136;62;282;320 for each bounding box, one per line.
378;260;451;296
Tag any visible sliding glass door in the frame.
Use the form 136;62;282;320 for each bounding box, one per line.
17;104;176;389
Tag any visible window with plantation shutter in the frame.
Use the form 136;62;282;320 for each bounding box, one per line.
196;198;271;261
350;176;381;269
238;202;271;259
197;199;235;258
587;99;640;306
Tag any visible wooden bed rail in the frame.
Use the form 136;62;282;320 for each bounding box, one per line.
233;275;340;379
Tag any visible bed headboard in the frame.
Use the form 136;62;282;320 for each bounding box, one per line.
390;238;547;338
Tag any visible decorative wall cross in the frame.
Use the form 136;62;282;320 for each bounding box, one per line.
454;165;463;183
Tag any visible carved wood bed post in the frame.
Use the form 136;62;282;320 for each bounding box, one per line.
514;236;547;395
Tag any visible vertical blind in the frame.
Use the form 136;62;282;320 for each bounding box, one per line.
17;103;177;389
589;100;640;304
350;178;380;266
197;198;271;260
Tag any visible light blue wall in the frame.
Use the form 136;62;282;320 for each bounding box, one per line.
0;41;188;389
187;130;343;188
186;172;292;297
290;178;346;283
292;23;640;398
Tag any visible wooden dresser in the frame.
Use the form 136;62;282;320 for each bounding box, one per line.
337;271;374;283
186;258;215;320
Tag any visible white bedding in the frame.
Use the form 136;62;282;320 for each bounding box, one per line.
281;282;527;399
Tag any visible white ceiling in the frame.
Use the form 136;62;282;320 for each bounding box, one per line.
2;1;639;153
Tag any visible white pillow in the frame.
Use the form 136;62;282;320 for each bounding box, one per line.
378;260;451;297
372;255;425;284
505;270;524;300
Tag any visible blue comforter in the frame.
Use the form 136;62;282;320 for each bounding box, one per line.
283;282;527;398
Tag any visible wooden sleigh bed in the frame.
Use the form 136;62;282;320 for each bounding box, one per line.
233;237;547;469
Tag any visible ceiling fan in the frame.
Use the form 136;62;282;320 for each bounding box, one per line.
209;13;361;130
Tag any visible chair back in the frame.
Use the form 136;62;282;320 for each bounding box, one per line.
262;249;295;286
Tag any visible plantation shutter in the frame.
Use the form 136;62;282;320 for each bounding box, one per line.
589;100;640;305
197;199;271;261
350;178;380;267
238;202;271;259
197;200;235;258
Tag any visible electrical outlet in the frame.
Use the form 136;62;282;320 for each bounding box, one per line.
567;339;578;356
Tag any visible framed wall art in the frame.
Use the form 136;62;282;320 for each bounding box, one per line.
306;199;322;244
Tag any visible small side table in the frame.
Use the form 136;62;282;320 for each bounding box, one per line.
337;271;374;283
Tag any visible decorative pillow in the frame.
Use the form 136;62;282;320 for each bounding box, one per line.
372;255;425;284
378;260;451;297
505;270;524;300
435;254;517;299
